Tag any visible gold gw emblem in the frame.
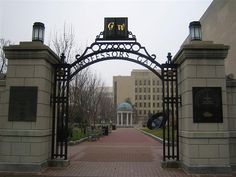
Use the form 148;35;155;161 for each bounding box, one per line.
107;22;126;31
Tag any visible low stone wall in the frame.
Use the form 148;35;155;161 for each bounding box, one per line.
226;79;236;170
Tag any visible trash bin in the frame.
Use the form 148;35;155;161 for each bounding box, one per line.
102;126;109;136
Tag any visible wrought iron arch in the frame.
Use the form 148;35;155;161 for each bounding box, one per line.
70;33;162;80
51;31;180;163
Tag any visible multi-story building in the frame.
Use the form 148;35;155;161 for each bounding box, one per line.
113;69;162;126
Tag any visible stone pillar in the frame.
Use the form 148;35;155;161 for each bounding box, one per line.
173;41;231;174
0;42;60;172
121;112;123;126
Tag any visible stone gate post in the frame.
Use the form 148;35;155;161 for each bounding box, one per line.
173;41;231;173
0;41;60;172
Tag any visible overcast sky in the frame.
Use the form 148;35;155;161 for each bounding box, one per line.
0;0;213;86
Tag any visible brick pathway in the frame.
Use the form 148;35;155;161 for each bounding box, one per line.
42;128;234;177
1;128;235;177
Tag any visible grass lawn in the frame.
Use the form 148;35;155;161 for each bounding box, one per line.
69;128;88;141
141;127;176;140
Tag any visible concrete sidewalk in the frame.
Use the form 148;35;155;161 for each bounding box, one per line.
1;128;235;177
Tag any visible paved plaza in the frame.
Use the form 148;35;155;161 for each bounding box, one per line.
1;128;235;177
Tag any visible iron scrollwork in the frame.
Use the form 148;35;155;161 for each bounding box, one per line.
70;31;161;79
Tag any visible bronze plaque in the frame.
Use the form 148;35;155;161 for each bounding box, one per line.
193;87;223;123
9;86;38;121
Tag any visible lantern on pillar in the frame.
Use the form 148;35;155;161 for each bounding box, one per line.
189;21;202;41
32;22;45;43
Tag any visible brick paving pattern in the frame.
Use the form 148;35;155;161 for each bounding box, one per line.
42;128;234;177
1;128;235;177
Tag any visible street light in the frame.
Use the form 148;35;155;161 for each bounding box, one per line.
32;22;45;43
189;21;202;41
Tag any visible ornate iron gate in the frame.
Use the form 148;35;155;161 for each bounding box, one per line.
162;53;179;161
51;31;180;162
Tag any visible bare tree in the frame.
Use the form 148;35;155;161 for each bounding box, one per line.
48;24;77;63
0;39;11;74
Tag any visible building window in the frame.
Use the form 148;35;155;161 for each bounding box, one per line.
135;102;137;107
148;88;151;93
153;80;155;85
144;102;146;107
139;110;142;115
135;88;138;93
157;95;160;100
157;88;159;92
153;102;155;107
148;102;151;107
148;95;151;100
139;102;142;107
139;80;142;85
135;80;138;85
153;88;155;93
139;95;142;100
144;88;146;93
144;80;146;85
153;95;155;99
139;88;142;92
135;95;138;100
144;95;146;100
144;110;146;115
148;80;150;85
157;103;160;107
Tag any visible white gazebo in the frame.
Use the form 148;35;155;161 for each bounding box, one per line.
116;102;133;127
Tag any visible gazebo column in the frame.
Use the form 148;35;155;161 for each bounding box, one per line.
121;112;123;126
130;113;133;126
126;112;129;126
117;112;119;125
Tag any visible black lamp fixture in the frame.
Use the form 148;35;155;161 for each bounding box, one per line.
189;21;202;41
32;22;45;43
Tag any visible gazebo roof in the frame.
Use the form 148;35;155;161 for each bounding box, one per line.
117;102;133;111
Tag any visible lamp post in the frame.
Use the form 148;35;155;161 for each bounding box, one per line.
189;21;202;41
32;22;45;43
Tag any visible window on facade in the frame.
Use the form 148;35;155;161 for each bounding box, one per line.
135;102;137;107
144;88;146;93
139;102;142;107
148;80;150;85
157;103;160;107
144;110;146;115
148;95;151;100
135;95;138;100
157;80;159;85
139;80;142;85
143;80;146;85
135;80;138;85
148;88;150;93
157;95;159;100
148;102;151;107
153;80;155;85
135;88;138;93
153;88;155;92
153;95;155;99
153;102;155;107
139;110;142;115
144;95;146;100
139;95;142;100
157;88;159;92
139;88;142;92
144;102;146;107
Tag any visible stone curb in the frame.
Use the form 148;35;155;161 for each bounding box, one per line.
136;128;164;143
68;137;88;146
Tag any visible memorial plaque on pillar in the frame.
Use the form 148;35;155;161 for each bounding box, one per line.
9;86;38;121
192;87;223;123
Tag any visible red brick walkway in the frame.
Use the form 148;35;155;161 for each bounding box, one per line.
40;128;234;177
